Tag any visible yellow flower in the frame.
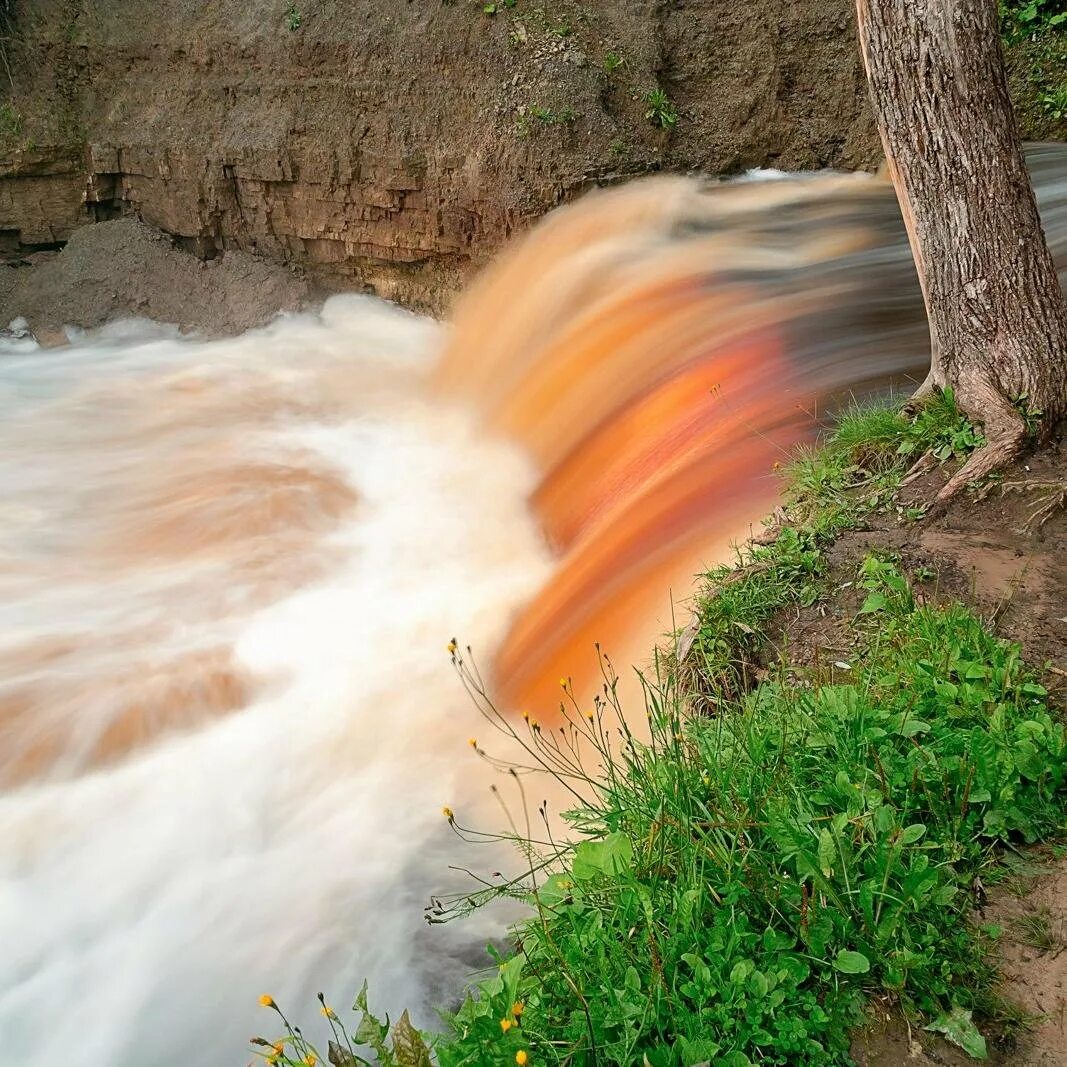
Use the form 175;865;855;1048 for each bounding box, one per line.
320;1004;335;1019
447;639;457;654
586;712;594;722
511;1000;525;1017
468;738;477;748
559;677;568;688
258;994;275;1008
267;1059;278;1067
500;1018;514;1033
273;1043;285;1055
442;806;454;821
305;1056;317;1067
516;1052;529;1065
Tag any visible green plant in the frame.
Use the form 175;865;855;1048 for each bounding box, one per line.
515;104;578;135
483;0;517;14
285;3;302;31
644;87;677;129
415;554;1063;1064
1000;0;1067;40
255;396;1064;1065
0;101;22;139
603;51;623;74
1039;84;1067;119
1010;909;1060;951
251;986;434;1066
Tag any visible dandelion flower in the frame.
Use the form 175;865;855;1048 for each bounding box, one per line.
442;806;454;821
559;677;568;688
468;738;477;748
320;1004;335;1019
500;1018;514;1033
447;639;457;655
258;994;275;1009
511;1001;525;1017
516;1052;529;1065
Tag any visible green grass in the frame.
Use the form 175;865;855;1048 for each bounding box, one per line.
644;88;678;130
1009;909;1060;951
251;393;1064;1066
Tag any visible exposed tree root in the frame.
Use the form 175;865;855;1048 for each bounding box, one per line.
997;479;1067;533
935;384;1028;502
901;451;937;487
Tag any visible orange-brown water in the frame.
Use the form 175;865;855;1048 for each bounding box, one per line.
1;149;1065;1067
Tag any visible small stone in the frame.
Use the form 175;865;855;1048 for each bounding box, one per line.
33;326;70;349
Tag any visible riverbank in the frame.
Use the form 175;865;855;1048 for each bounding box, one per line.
253;398;1066;1066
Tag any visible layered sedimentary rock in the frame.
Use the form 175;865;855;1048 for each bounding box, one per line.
0;0;888;310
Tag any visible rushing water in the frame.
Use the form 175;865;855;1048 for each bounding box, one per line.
2;147;1065;1066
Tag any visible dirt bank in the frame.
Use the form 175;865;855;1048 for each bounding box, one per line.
0;218;309;337
756;438;1067;1065
1;0;887;315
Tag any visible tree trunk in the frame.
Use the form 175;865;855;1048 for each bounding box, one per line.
855;0;1067;498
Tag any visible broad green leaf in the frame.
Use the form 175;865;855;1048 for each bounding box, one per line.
818;828;835;878
926;1006;988;1059
859;592;888;614
899;823;927;845
572;832;634;880
535;872;576;907
833;949;871;974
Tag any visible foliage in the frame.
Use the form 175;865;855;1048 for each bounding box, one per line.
285;3;302;31
999;0;1067;40
603;51;623;74
644;88;678;129
1040;83;1067;118
251;986;434;1066
252;394;1063;1066
0;101;22;140
516;104;578;135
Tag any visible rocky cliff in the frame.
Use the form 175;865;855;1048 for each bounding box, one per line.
0;0;1042;313
0;0;890;311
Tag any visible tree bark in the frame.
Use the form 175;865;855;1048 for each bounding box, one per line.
855;0;1067;499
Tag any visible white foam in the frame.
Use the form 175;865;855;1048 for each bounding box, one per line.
0;295;552;1065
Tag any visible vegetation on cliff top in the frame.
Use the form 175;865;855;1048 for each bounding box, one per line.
250;395;1066;1066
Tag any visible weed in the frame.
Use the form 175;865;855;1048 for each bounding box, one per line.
0;101;22;141
1040;84;1067;119
603;51;623;74
515;104;578;135
284;3;302;31
644;87;678;129
483;0;516;14
1010;908;1060;951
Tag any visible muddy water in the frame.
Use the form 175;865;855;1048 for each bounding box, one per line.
2;148;1065;1067
0;301;552;1064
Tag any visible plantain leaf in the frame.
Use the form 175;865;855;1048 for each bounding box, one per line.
926;1006;988;1059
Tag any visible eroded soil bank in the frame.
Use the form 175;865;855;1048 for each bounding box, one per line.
764;443;1067;1065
